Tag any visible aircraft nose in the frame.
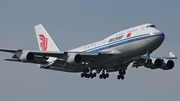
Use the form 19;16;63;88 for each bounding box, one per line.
156;31;165;38
151;31;165;39
158;32;165;44
161;32;165;39
161;32;165;37
159;31;165;39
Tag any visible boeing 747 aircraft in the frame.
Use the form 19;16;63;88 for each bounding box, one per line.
0;24;177;80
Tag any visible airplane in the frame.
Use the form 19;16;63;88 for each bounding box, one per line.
0;23;177;80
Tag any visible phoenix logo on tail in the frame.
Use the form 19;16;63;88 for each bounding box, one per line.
39;34;48;51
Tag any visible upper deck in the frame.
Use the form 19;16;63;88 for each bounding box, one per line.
70;23;160;52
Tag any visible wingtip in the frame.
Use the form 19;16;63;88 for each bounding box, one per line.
168;52;177;59
169;52;175;57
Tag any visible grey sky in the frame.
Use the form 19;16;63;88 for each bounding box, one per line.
0;0;179;101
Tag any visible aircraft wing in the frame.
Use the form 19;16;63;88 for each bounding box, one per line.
0;48;19;53
132;52;177;70
0;48;114;72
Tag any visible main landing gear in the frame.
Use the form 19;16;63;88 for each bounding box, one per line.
99;69;109;79
81;68;96;79
117;70;126;80
80;68;126;80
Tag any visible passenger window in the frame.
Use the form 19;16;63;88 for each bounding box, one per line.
94;44;96;47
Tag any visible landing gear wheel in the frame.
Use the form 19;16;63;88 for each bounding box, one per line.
122;70;126;75
85;73;88;78
117;74;124;80
103;74;106;79
81;73;85;78
93;73;96;77
90;73;94;78
87;74;90;78
119;70;122;74
99;74;103;79
121;75;124;80
106;73;109;78
101;73;105;79
117;75;121;80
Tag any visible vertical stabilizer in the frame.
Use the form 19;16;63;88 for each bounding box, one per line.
35;24;60;51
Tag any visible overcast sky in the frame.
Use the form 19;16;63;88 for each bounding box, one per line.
0;0;179;101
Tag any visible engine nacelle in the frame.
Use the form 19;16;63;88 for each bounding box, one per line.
19;52;34;62
161;59;174;70
147;58;175;70
150;58;162;67
146;57;163;69
66;53;82;65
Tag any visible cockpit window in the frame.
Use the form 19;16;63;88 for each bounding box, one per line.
146;25;156;28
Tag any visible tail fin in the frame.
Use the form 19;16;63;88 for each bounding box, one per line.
34;24;60;51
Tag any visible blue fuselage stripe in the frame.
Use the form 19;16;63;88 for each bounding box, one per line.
84;33;164;52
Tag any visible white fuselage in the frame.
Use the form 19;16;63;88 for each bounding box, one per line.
54;23;165;72
0;23;170;75
70;24;164;59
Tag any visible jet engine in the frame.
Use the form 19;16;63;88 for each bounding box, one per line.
146;57;174;70
150;58;162;67
146;57;163;69
19;52;34;62
66;53;82;65
161;59;174;70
